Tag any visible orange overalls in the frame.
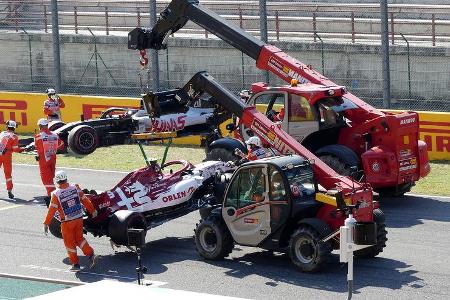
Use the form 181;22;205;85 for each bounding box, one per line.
44;97;65;121
0;130;21;191
44;183;96;265
34;130;62;196
247;147;267;161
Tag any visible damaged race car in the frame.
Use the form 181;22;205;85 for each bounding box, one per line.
20;89;219;155
48;156;232;246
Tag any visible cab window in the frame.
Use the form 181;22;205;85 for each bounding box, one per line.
225;167;266;209
269;166;287;201
289;95;314;122
253;93;286;122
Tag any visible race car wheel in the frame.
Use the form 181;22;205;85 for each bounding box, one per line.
108;210;147;246
354;209;388;258
48;121;65;132
205;148;236;162
195;215;234;260
289;225;332;273
68;125;99;155
49;217;62;239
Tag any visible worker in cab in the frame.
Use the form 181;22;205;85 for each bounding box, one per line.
234;136;267;165
35;118;63;205
43;88;65;121
0;120;23;199
43;170;99;272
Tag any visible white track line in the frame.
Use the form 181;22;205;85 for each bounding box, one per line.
406;193;450;199
19;264;167;287
0;204;20;211
0;272;82;286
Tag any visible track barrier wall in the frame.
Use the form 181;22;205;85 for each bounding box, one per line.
0;91;448;160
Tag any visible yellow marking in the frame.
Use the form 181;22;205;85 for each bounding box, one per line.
0;204;20;211
315;193;351;207
131;131;178;140
403;135;410;145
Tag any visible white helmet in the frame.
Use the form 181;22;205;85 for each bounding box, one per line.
37;118;49;126
246;136;262;147
239;90;251;99
46;88;56;95
54;170;68;183
6;120;17;129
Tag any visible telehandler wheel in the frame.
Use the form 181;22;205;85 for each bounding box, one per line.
376;182;413;198
194;215;234;260
318;154;353;176
354;209;388;258
205;148;236;162
289;226;332;273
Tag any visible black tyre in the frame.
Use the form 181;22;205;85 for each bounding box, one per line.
289;226;332;273
205;148;237;162
108;210;147;246
376;183;413;198
49;217;62;239
68;125;99;155
318;154;353;176
48;121;66;132
354;209;388;258
194;215;234;260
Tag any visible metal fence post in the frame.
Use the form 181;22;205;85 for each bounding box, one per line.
400;33;411;99
149;0;160;91
259;0;269;84
51;0;62;92
390;12;395;45
314;33;325;75
74;6;78;34
351;12;355;43
380;0;391;108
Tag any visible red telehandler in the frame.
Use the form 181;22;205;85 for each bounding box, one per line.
141;70;386;272
129;0;430;197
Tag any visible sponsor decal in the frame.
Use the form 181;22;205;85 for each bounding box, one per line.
268;57;309;84
244;218;259;224
372;162;381;172
151;115;187;132
423;135;450;153
251;119;296;155
291;184;300;197
399;158;417;172
0;99;27;125
399;149;411;157
400;117;416;125
162;186;195;203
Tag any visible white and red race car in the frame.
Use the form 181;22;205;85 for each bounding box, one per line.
48;159;232;246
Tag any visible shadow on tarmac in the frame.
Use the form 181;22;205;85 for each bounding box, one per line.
378;194;450;228
75;235;423;294
0;196;47;206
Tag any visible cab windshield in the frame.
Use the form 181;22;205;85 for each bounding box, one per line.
284;166;315;197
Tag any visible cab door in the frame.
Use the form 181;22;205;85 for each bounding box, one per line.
286;94;319;142
222;166;272;246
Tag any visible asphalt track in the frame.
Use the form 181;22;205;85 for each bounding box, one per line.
0;164;449;299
